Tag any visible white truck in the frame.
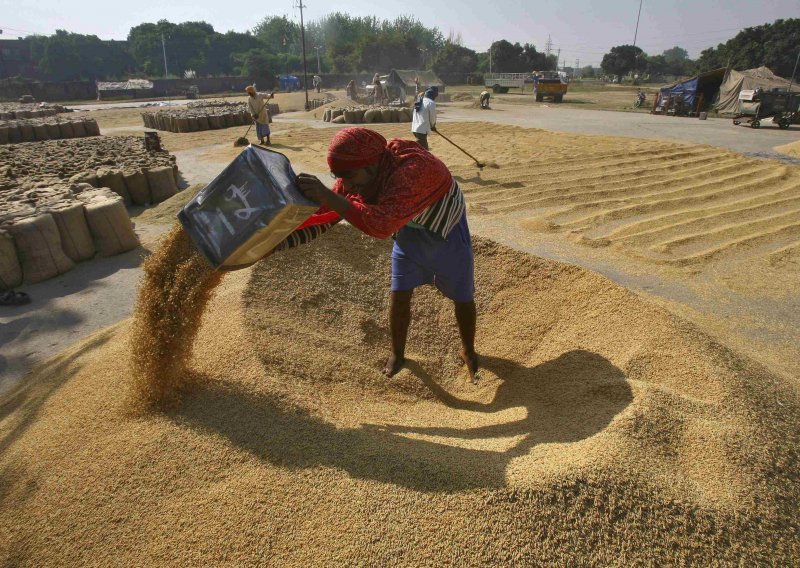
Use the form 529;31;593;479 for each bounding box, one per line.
484;73;530;93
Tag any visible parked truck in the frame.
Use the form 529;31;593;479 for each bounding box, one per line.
484;73;529;93
533;71;568;102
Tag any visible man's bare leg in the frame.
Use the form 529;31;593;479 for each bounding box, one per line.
454;300;479;383
383;290;413;377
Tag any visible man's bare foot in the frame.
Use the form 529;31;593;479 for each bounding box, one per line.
462;350;480;384
383;353;406;377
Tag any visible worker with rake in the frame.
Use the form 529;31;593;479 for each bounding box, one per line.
272;127;479;382
412;86;438;150
245;85;273;145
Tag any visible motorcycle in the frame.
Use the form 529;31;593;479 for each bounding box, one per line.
634;91;647;108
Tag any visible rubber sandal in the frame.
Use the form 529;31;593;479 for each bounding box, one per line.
0;290;31;306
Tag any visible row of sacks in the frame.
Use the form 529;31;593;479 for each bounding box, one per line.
0;118;101;145
0;103;69;120
0;188;140;288
64;166;180;206
141;104;279;133
322;107;413;124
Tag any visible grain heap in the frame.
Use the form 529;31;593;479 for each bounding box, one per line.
0;136;180;287
1;223;798;565
0;117;100;144
0;102;70;119
321;105;412;124
141;101;280;133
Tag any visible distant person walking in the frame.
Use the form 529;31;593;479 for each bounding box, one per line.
313;75;322;93
411;86;438;150
346;80;358;100
246;85;274;145
372;73;385;104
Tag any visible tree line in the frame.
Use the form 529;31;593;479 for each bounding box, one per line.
599;19;799;82
19;17;800;83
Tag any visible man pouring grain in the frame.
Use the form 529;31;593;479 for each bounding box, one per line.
246;85;274;145
271;127;478;382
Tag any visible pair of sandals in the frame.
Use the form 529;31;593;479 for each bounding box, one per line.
0;290;30;306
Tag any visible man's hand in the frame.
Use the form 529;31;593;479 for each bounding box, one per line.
296;173;331;204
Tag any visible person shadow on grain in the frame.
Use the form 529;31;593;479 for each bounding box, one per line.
176;350;631;492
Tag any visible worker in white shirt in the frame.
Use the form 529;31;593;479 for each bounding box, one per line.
480;90;491;109
246;85;274;145
411;86;438;150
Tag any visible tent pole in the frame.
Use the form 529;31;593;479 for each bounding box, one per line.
788;49;800;94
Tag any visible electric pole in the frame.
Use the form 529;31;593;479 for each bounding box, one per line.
296;0;310;110
161;33;169;78
545;35;552;57
313;46;322;75
556;48;561;72
489;44;492;74
633;0;643;47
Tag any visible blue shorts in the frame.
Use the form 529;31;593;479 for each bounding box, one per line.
256;122;270;139
391;213;474;302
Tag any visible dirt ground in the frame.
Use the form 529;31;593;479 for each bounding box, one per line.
2;93;799;564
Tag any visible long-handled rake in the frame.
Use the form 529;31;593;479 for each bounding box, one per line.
433;128;487;169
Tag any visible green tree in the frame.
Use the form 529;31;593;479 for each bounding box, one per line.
601;45;646;81
695;18;800;77
489;40;523;72
662;46;692;75
432;42;478;75
28;31;134;81
580;65;596;78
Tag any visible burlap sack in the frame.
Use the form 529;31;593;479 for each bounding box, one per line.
331;109;344;120
146;167;178;203
363;109;379;123
69;171;99;188
71;119;87;138
0;126;9;145
123;170;151;205
196;115;210;131
331;115;346;124
83;197;139;256
343;110;356;123
84;118;101;136
9;214;75;283
45;122;61;139
20;124;35;142
7;124;22;144
354;109;365;123
33;124;49;141
58;121;75;139
44;200;95;262
208;115;222;129
97;169;131;204
0;230;23;290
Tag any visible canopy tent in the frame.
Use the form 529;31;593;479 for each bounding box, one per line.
96;79;153;100
385;70;445;94
715;66;800;115
654;68;726;115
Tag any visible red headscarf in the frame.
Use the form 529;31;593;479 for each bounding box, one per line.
299;127;453;239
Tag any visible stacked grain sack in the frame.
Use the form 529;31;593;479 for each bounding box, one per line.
321;106;412;124
0;136;181;287
0;102;69;120
0;117;100;144
141;101;280;133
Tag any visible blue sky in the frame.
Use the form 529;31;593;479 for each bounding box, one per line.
2;0;798;65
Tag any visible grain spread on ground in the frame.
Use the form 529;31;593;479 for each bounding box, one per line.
1;223;798;565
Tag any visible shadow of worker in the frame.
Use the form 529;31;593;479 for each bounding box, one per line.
393;349;633;462
175;350;631;492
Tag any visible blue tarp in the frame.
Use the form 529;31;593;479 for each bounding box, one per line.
659;77;699;107
279;75;301;92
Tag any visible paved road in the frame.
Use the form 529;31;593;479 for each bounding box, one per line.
440;103;800;160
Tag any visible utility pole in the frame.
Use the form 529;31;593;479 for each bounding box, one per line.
489;44;492;74
313;46;322;75
788;48;800;95
556;48;561;72
161;33;169;78
633;0;643;47
545;35;552;57
296;0;310;110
